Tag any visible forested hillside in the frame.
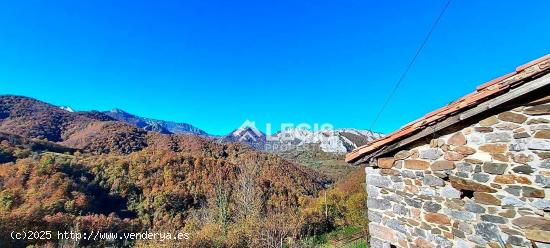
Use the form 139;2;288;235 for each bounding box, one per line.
0;95;369;247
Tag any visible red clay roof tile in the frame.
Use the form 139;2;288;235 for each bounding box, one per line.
346;54;550;163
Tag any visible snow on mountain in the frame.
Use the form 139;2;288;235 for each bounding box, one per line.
271;128;383;154
59;106;74;112
222;123;383;154
104;109;207;135
222;120;267;150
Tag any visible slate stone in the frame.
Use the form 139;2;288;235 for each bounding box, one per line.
498;111;528;123
453;228;466;239
402;170;417;178
390;175;403;182
423;175;445;187
498;208;516;218
368;211;383;223
501;196;525;207
404;160;430;170
377;157;395;169
450;176;496;192
456;162;473;172
509;142;527;151
530;199;550;210
440;187;461;199
386;219;408;234
495;122;521;130
455;146;476;155
423;201;442;213
482;162;508;175
404;198;423;208
367;185;380;197
456;172;469;178
468;133;484;145
536;175;550;188
430;160;455;171
522;186;545;198
514;132;530;139
370;237;391;248
386;193;403;203
513;153;533;164
475;222;499;241
472;173;490;183
474;164;482;172
475;127;493;133
434;235;453;248
512;165;534;175
512;216;550;230
420;149;443;160
470;235;489;246
444;151;464;161
465;203;486;213
480;214;507;224
419;187;436;196
414;227;427;238
532;124;550;131
368;198;392;210
528;118;550;125
479;116;498;126
528;139;550;151
458;222;472;234
367;175;392;188
507;235;529;247
393;203;409;215
424;213;450;225
484;132;512;143
474;192;501;205
448;132;467;146
444;209;476;221
479;144;508;153
524;104;550;115
504;186;521;196
445;199;465;210
529;230;550;243
394;150;412;160
535;130;550;139
501;227;523;236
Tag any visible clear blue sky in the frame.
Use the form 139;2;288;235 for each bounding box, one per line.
1;1;549;135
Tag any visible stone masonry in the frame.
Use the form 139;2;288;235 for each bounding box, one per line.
366;96;550;247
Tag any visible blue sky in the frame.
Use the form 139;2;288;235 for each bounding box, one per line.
0;0;549;135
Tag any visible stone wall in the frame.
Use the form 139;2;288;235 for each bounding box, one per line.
366;96;550;248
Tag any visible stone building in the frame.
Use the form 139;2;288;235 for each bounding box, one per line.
346;54;550;248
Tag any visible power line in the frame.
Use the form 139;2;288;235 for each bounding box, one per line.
369;0;452;131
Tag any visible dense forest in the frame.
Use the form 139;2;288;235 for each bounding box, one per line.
0;96;368;247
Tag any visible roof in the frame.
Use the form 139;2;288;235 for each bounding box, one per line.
346;54;550;163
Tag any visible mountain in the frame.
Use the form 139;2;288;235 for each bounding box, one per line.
271;127;383;154
222;122;267;150
0;95;151;154
59;106;74;112
222;125;383;154
0;95;97;142
104;108;207;135
0;95;331;247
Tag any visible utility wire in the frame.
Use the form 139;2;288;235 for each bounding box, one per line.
369;0;452;131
